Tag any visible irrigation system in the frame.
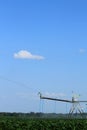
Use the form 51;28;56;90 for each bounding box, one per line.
38;92;87;116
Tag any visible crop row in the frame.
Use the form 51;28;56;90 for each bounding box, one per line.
0;117;87;130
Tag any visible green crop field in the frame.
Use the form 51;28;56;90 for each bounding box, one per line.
0;116;87;130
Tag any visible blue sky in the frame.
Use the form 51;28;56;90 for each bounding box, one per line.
0;0;87;113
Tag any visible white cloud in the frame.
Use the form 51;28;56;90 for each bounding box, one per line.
79;48;86;53
14;50;45;60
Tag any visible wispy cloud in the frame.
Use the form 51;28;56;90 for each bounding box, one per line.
14;50;45;60
42;92;66;98
16;92;38;100
79;48;86;54
16;92;66;101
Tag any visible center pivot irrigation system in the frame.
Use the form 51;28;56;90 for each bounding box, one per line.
38;92;87;116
